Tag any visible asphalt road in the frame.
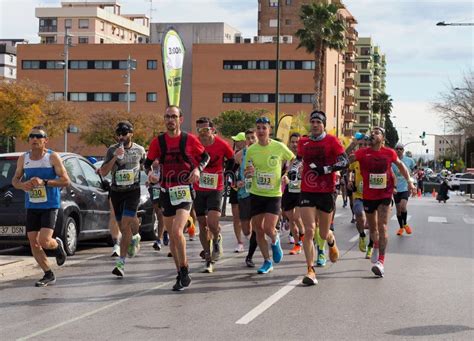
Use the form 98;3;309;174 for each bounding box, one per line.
1;195;473;340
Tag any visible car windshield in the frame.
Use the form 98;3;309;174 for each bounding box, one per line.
0;159;17;189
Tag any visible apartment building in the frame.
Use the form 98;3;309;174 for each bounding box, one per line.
36;0;149;45
354;37;386;133
434;134;466;160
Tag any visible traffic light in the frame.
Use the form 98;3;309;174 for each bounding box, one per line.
420;131;426;139
422;140;426;146
426;149;429;154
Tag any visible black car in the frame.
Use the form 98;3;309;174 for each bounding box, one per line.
0;153;155;255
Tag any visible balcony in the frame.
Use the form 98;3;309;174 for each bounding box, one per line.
39;26;57;33
345;61;356;73
346;27;358;41
345;78;357;89
345;95;356;106
345;43;356;56
344;112;356;122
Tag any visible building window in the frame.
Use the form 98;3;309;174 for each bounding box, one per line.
359;116;369;124
147;93;157;102
248;61;257;69
94;61;112;69
301;94;315;103
361;61;368;70
22;60;40;69
360;89;370;97
44;36;56;44
260;61;270;69
100;38;104;44
46;61;63;69
269;19;278;28
70;61;88;69
269;0;279;7
48;92;64;101
39;18;57;32
250;94;269;103
223;94;243;103
360;47;371;56
78;19;89;29
285;19;292;25
70;93;87;102
360;75;371;83
118;93;136;102
94;93;112;102
78;37;89;44
147;60;157;69
285;61;295;70
359;102;370;110
232;64;243;70
302;61;315;70
279;94;295;103
64;19;72;28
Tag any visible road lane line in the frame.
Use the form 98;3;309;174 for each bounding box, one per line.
428;216;447;223
349;234;359;243
463;216;474;224
391;215;411;221
236;277;301;325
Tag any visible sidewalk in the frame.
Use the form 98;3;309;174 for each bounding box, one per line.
0;255;51;283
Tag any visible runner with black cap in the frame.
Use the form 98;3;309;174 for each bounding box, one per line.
100;121;146;278
297;110;349;286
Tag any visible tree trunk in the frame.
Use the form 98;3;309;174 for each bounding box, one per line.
313;39;323;111
319;43;326;113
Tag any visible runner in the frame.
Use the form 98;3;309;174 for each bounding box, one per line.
100;121;146;278
12;125;70;287
145;106;209;291
235;128;258;267
393;143;416;236
244;117;294;274
282;133;305;255
148;160;166;251
298;111;347;285
193;117;234;273
350;127;416;277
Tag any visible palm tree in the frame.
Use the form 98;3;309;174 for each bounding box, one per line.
295;2;346;110
372;92;393;119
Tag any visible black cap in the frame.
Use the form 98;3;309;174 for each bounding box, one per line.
310;110;327;127
115;121;133;134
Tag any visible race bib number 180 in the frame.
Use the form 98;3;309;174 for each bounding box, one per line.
29;186;47;203
369;173;387;189
169;185;192;206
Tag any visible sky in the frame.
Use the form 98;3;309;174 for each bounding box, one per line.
0;0;473;156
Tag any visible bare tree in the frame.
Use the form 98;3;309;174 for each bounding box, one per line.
433;72;474;137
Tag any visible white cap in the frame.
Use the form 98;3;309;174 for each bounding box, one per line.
395;142;404;149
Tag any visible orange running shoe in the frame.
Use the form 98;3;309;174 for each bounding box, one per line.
397;228;404;236
187;217;196;241
404;225;413;235
328;239;339;263
289;244;302;255
302;266;318;286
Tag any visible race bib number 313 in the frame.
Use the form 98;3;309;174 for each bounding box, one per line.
169;185;192;206
256;172;274;190
369;173;387;189
29;186;47;203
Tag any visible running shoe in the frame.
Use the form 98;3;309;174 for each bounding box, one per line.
245;256;255;268
199;249;206;260
163;231;169;246
288;235;295;244
111;243;120;257
152;240;162;251
358;236;367;252
127;234;141;257
371;261;384;277
271;236;283;263
211;234;223;262
302;266;318;286
167;252;173;258
328;239;339;263
404;225;413;235
172;273;184;291
179;266;191;287
370;248;379;264
351;217;356;224
112;259;125;278
188;223;196;241
257;260;273;274
365;246;373;259
289;244;302;255
234;243;244;253
35;272;56;287
282;219;290;231
396;228;404;236
316;250;327;267
55;237;67;266
203;261;213;273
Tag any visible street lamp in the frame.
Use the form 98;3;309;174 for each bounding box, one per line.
123;55;136;113
436;21;474;26
274;0;281;135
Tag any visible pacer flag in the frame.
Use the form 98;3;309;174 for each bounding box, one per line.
162;29;185;106
276;115;293;145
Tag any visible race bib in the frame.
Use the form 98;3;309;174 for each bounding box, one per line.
116;169;135;186
256;172;274;190
169;185;192;206
288;180;301;193
152;186;161;200
357;181;363;193
245;178;252;192
199;172;218;190
29;186;47;203
369;173;387;189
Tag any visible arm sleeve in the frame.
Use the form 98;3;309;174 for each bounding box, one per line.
325;153;349;173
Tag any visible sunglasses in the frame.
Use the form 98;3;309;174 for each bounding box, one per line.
29;133;47;139
396;148;404;150
164;114;179;120
197;127;212;133
116;131;130;136
256;117;270;124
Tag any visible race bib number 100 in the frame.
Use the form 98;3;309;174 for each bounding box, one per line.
199;172;218;189
369;173;387;189
29;186;47;203
169;185;192;206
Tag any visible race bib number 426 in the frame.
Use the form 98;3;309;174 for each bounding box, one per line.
29;185;47;203
169;185;192;206
369;173;387;189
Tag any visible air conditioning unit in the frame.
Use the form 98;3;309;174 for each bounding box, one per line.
244;38;252;44
137;36;149;44
282;35;293;43
253;36;259;43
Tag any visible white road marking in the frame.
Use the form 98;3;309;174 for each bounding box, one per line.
463;216;474;225
236;277;301;325
391;215;412;221
428;216;448;223
349;234;359;243
334;213;342;218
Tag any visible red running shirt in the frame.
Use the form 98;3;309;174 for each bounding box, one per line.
147;132;205;189
355;146;398;200
297;134;345;193
194;136;234;192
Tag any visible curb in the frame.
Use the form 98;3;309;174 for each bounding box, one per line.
0;257;51;283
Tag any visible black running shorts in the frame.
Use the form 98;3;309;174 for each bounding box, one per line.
194;190;223;216
363;198;392;214
26;208;59;232
250;194;281;216
299;192;335;214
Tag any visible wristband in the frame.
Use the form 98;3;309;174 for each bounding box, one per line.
44;179;49;187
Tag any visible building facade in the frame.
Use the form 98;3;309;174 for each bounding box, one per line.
434;134;466;160
36;0;149;45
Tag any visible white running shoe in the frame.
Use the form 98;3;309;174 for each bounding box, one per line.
234;243;244;253
111;244;120;257
371;261;384;277
288;235;295;244
370;247;379;264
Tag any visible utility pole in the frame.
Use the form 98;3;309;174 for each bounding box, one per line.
63;27;72;152
274;0;281;135
124;55;136;113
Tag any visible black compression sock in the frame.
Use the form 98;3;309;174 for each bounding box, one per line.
247;231;257;259
368;238;374;248
397;215;403;228
401;211;408;225
359;231;366;238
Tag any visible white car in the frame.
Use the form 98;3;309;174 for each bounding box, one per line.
448;173;466;189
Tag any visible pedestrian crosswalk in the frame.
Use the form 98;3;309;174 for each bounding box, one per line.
463;216;474;225
428;216;448;223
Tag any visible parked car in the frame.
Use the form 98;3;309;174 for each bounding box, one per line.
447;173;466;190
0;152;111;255
93;160;156;241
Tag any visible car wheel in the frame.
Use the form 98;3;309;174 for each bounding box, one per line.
62;216;78;256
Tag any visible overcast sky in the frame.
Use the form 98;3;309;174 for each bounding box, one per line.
1;0;473;155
